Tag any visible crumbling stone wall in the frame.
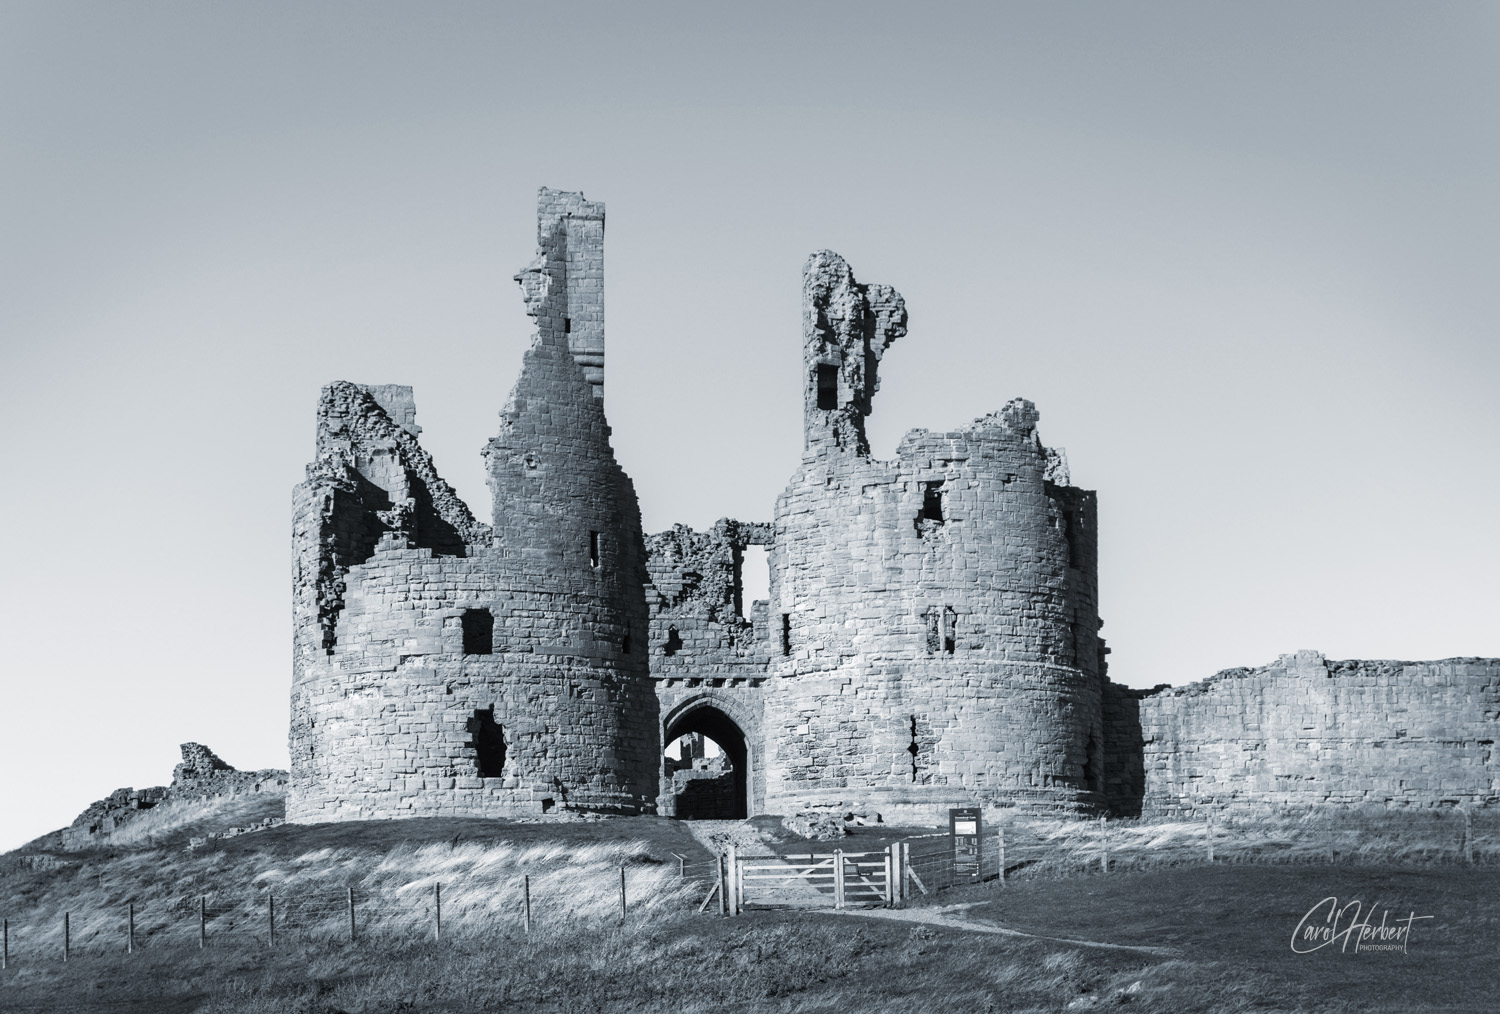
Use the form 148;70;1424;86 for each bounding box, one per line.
287;188;658;822
1103;651;1500;815
55;743;286;849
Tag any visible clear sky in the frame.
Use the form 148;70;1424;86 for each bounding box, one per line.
2;2;1495;852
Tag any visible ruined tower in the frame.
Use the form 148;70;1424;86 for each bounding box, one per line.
287;188;658;822
647;251;1106;822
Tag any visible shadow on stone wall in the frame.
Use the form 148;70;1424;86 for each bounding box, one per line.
1102;681;1150;817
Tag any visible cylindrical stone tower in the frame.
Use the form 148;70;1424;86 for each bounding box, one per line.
762;251;1105;822
287;189;658;822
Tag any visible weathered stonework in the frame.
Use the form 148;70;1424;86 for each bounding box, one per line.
286;188;1496;828
287;188;657;822
1104;652;1500;815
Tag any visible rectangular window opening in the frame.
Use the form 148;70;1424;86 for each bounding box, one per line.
921;481;946;523
589;530;600;568
737;545;770;622
564;317;572;333
816;363;839;411
461;608;494;656
943;607;957;655
780;613;792;657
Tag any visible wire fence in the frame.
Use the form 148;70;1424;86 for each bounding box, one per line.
3;808;1494;963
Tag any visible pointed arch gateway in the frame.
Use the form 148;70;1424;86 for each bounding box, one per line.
663;698;753;820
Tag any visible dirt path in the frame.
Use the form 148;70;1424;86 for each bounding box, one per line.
817;902;1182;956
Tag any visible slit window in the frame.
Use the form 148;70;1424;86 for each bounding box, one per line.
816;364;838;411
780;613;792;656
462;609;494;656
564;317;572;333
589;530;600;568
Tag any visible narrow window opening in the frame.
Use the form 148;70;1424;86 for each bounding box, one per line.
736;545;771;622
1082;733;1099;791
816;363;838;411
664;625;683;656
461;609;494;656
467;707;506;777
1062;509;1078;567
622;621;632;655
589;530;600;568
924;609;942;654
907;715;920;783
943;606;957;655
563;317;572;333
780;613;792;657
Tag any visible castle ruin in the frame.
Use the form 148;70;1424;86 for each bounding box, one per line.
287;188;1498;825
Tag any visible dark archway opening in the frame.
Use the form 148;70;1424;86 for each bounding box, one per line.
664;706;748;820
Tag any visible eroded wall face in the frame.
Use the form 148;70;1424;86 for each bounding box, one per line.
757;251;1105;821
1103;652;1500;815
767;405;1105;820
645;519;774;815
288;188;658;822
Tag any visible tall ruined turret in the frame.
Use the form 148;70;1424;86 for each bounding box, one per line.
287;188;657;822
761;250;1105;820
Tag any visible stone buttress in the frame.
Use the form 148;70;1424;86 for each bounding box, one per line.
287;188;658;822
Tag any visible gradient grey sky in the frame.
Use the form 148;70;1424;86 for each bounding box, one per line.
2;1;1495;851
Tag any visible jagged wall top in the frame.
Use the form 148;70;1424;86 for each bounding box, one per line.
802;250;907;457
514;187;606;399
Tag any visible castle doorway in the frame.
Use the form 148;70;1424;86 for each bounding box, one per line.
663;706;748;820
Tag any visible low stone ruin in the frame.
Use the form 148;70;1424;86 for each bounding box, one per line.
50;743;286;849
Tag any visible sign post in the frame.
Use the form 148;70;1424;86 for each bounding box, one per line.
950;807;983;885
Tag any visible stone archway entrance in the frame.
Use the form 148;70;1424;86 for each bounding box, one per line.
663;705;749;820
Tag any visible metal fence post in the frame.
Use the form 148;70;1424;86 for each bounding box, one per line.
347;887;355;942
998;829;1006;887
268;896;275;948
717;855;727;916
64;911;69;962
3;917;8;969
1463;808;1474;865
523;875;532;934
199;897;206;949
434;883;441;941
833;849;845;910
127;901;134;954
1206;812;1215;863
619;866;627;922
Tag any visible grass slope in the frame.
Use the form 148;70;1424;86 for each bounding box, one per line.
2;804;1496;1012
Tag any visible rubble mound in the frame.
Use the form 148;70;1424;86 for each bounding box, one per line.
781;811;849;840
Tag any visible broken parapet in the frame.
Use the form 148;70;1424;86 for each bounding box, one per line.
515;187;607;398
802;251;907;456
292;382;491;659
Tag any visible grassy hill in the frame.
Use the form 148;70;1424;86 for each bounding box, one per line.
3;797;1498;1012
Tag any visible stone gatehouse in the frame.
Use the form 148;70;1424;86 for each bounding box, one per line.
286;187;1499;825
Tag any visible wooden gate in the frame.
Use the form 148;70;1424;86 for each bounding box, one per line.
725;845;907;912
